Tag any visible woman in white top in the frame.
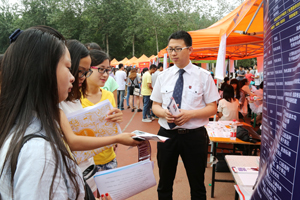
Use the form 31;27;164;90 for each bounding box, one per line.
218;85;239;121
0;26;85;199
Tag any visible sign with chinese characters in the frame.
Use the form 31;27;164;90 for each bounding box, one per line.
251;0;300;199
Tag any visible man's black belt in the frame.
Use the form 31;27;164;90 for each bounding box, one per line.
164;126;205;134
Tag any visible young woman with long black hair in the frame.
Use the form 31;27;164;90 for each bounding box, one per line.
0;26;85;199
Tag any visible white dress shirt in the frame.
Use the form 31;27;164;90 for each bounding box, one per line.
151;62;220;130
115;70;127;90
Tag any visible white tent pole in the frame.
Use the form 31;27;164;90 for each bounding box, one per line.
245;0;263;33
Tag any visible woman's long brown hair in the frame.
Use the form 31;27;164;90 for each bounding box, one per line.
128;68;137;80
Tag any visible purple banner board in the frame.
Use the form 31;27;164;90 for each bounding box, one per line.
251;0;300;199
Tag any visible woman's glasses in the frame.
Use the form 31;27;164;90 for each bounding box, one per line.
91;66;112;74
78;69;93;78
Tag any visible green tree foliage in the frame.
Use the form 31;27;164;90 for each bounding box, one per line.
236;58;257;69
0;0;240;59
0;1;19;52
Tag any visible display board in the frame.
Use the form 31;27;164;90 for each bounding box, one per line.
251;0;300;199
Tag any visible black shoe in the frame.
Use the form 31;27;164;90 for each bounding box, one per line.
131;109;134;112
137;109;142;112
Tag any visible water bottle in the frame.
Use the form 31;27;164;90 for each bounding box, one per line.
230;119;237;140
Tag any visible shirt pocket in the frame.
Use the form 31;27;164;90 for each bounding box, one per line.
186;88;204;106
161;86;174;104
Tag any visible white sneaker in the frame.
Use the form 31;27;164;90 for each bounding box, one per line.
150;117;155;120
142;118;152;122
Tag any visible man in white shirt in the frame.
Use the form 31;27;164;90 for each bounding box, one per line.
152;63;163;88
115;64;127;110
253;65;261;89
151;31;219;200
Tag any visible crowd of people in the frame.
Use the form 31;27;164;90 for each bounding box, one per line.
108;61;165;123
0;26;263;200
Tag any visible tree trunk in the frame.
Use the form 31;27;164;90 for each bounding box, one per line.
132;34;135;57
106;34;109;55
155;27;159;54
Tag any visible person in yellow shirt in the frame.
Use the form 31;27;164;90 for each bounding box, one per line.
141;65;157;122
81;49;122;171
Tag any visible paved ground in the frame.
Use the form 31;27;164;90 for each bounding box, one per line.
115;103;240;200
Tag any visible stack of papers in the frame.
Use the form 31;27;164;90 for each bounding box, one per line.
205;121;233;137
205;121;244;138
94;160;156;200
132;130;169;142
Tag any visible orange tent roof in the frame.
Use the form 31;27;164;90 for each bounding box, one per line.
124;56;138;66
149;55;157;62
110;58;119;66
158;0;263;60
137;54;150;63
119;57;128;64
129;56;138;62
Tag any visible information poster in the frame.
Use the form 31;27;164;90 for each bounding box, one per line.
251;0;300;199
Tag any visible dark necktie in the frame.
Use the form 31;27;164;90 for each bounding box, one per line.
168;69;185;129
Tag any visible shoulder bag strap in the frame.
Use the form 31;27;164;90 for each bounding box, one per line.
130;78;135;87
82;164;98;181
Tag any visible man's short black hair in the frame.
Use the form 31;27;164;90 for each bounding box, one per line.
168;31;192;47
158;63;163;68
150;64;157;70
119;63;124;69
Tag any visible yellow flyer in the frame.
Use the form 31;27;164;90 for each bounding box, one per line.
66;99;121;164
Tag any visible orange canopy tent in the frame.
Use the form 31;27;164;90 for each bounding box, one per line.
136;54;151;68
110;58;119;66
124;56;138;66
137;54;150;62
119;57;128;65
149;55;157;65
149;55;157;62
158;0;263;60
